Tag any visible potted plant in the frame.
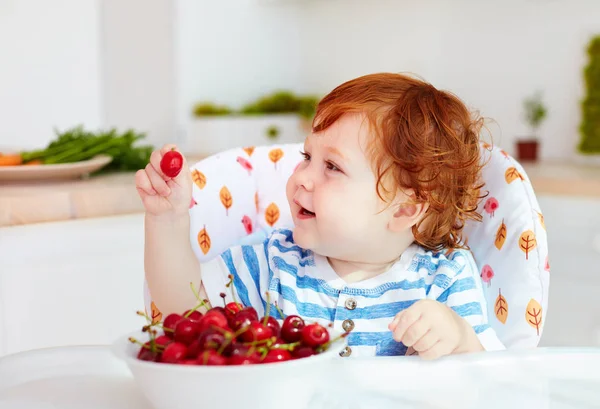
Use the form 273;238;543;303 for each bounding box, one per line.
516;91;547;162
188;91;319;156
578;35;600;156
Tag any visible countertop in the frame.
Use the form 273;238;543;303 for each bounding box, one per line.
1;160;599;227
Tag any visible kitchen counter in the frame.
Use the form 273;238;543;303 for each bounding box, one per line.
1;160;599;227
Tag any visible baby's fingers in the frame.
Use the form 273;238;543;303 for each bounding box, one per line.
146;162;171;197
135;169;156;197
399;319;430;347
390;308;421;342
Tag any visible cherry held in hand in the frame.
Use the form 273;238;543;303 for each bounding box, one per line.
160;148;183;178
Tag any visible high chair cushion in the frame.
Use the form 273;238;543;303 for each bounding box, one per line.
144;143;549;349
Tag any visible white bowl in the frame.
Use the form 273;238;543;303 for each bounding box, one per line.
112;329;346;409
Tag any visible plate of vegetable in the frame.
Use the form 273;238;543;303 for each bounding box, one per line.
0;126;153;181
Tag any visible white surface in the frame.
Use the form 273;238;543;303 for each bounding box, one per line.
0;155;112;181
0;214;146;357
188;115;306;155
1;346;600;409
0;0;102;151
0;346;149;409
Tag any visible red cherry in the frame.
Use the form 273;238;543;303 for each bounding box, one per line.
160;342;187;363
198;349;228;366
231;309;258;331
264;316;281;337
241;307;259;321
183;310;203;323
197;310;229;333
153;335;172;348
281;315;305;343
239;322;273;343
262;349;292;363
160;148;183;178
186;338;203;359
228;354;261;365
162;313;182;339
180;359;199;365
226;302;243;315
137;345;160;362
301;323;330;347
174;318;199;345
198;327;231;350
292;346;316;359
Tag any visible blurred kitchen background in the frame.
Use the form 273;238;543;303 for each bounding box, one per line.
0;0;599;357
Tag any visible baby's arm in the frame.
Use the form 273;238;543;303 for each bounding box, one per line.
144;213;207;315
389;250;504;359
136;145;209;315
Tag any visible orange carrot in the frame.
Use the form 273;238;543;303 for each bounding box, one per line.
0;154;23;166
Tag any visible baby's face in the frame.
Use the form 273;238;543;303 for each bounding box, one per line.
286;114;394;261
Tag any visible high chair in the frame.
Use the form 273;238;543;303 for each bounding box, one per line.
145;142;549;349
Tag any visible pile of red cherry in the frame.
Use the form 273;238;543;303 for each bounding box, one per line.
131;299;341;366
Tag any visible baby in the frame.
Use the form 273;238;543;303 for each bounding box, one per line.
136;73;504;360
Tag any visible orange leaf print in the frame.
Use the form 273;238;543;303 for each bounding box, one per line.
220;186;233;216
505;167;524;184
536;210;546;230
243;146;255;156
255;192;259;213
191;169;206;189
494;289;508;324
519;230;537;260
495;219;507;250
197;225;211;255
150;301;162;324
265;202;280;227
268;148;284;169
500;149;509;159
526;298;543;336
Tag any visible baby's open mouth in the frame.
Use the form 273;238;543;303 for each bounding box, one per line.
299;207;316;217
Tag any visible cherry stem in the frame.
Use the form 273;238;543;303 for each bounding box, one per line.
225;274;240;307
262;292;271;326
273;301;285;320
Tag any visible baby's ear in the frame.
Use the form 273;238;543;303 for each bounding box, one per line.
388;192;429;233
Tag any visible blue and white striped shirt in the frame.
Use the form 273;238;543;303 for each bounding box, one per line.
202;229;504;357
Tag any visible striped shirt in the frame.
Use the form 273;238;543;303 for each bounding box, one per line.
202;229;504;357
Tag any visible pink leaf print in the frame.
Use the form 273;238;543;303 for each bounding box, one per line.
545;256;550;272
241;215;253;235
189;198;197;209
481;264;494;287
236;156;253;175
484;197;499;217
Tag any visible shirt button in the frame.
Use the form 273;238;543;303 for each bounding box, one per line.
339;346;352;357
345;298;357;310
342;319;354;332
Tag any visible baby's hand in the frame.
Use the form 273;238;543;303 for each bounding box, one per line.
135;144;193;218
388;299;472;360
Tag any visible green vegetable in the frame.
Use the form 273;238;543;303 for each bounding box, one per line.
21;125;154;173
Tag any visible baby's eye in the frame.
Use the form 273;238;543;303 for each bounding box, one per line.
326;161;341;172
300;150;311;161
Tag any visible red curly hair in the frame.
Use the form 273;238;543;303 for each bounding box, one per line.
313;73;485;251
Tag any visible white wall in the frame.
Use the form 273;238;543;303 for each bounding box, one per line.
101;0;177;149
0;0;102;151
175;0;304;150
296;0;600;160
